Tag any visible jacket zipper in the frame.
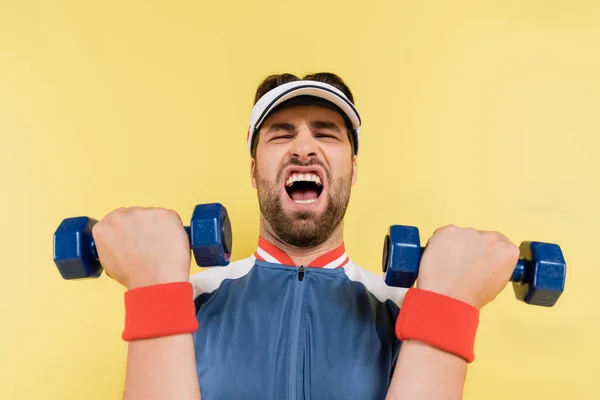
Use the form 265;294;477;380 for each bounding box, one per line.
289;265;306;400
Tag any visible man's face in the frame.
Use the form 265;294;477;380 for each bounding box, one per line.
251;104;358;248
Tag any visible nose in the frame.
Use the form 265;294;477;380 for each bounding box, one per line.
289;130;318;162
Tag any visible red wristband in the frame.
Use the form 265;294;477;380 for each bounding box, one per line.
122;281;199;341
395;288;480;363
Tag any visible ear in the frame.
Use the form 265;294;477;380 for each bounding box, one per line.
250;158;257;188
351;155;358;185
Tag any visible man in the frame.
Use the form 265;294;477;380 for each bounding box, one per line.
92;73;519;399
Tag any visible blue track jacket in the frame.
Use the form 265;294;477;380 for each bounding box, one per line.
190;237;407;400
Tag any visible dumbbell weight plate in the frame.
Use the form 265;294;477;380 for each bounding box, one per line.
513;241;566;307
190;203;232;266
53;217;101;280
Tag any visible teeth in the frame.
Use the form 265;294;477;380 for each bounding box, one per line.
294;199;317;204
285;172;322;187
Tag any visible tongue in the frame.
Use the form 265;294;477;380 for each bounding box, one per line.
290;189;319;201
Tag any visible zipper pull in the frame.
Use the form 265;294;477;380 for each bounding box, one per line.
298;265;305;281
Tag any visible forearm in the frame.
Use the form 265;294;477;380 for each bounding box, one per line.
385;340;467;400
123;333;201;400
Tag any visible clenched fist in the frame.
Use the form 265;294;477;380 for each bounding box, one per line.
91;207;191;290
417;225;520;310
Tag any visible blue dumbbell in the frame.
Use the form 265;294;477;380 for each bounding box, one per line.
382;225;566;307
53;203;232;280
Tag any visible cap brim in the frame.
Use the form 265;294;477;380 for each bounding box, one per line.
248;81;362;155
254;86;361;131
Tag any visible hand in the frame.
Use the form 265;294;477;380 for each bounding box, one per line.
417;225;520;310
91;207;191;290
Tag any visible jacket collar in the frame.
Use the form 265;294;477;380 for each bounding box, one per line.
253;236;350;269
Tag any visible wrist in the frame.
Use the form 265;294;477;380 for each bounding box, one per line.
396;288;480;363
122;281;198;341
399;339;468;363
416;282;480;310
126;273;190;290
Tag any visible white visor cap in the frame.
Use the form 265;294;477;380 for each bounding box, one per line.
247;80;362;155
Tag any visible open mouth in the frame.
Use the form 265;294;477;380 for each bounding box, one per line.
285;171;324;204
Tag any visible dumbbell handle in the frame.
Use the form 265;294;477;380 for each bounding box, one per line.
511;260;528;283
418;246;530;284
87;226;193;263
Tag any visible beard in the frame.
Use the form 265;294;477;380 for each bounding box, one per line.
254;159;352;248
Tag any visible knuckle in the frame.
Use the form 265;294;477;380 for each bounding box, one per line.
111;209;129;224
155;207;175;217
151;207;181;223
439;224;458;234
507;243;520;259
91;222;104;238
113;207;128;215
160;207;176;215
127;206;153;218
484;231;500;244
460;226;479;239
466;227;478;235
104;207;137;227
128;206;147;216
107;207;127;220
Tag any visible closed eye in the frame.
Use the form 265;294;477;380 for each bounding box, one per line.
315;133;339;139
271;135;295;140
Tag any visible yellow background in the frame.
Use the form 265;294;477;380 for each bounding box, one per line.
1;0;598;399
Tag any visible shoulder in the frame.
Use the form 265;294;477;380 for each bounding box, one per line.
189;256;255;298
343;261;408;308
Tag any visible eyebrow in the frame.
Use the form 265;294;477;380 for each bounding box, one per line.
266;122;297;135
265;120;342;135
309;120;341;133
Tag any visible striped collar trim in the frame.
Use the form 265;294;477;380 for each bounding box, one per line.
252;236;350;269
